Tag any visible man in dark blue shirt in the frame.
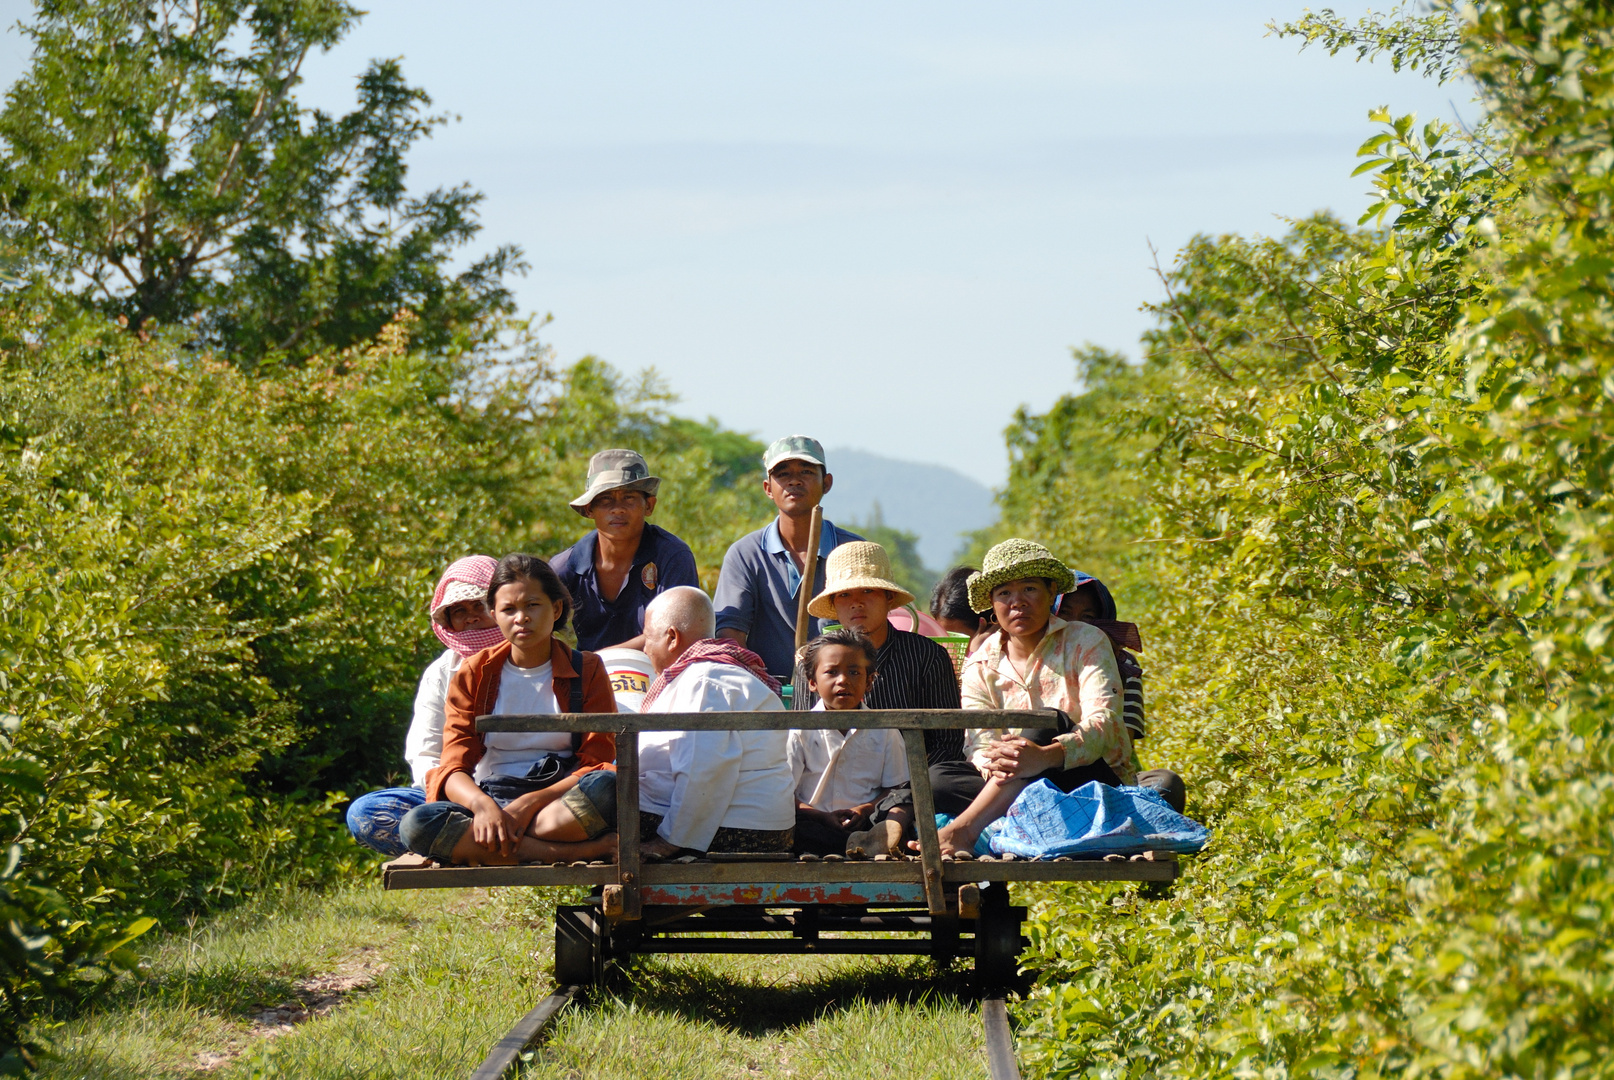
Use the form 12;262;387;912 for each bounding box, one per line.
713;435;863;679
549;449;700;652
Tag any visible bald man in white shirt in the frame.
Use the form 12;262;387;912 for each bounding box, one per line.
634;587;796;857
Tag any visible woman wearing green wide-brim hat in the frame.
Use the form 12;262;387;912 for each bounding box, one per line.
922;538;1139;857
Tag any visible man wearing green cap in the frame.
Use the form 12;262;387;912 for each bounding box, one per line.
713;435;863;679
550;449;700;652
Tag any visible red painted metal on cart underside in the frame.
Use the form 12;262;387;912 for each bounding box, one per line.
639;882;926;906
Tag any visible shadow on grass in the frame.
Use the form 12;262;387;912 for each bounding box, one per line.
46;961;311;1027
596;955;976;1035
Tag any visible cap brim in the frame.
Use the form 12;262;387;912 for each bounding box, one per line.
765;453;826;472
569;477;661;515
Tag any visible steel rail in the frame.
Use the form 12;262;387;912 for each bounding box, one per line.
983;996;1023;1080
469;985;578;1080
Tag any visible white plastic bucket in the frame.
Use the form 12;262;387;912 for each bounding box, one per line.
596;647;654;713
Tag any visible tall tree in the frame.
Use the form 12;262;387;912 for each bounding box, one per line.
0;0;522;364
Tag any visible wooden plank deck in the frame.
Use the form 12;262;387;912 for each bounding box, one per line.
381;851;1179;891
401;708;1182;914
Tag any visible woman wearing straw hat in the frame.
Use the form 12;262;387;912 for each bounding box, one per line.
930;538;1138;857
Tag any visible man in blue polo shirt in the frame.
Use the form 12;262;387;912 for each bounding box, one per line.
549;449;700;651
713;435;863;679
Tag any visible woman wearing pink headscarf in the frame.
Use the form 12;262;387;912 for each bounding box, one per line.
347;555;504;856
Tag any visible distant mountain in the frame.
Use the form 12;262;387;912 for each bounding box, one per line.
822;447;997;571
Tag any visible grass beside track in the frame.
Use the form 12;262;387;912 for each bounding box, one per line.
36;884;989;1079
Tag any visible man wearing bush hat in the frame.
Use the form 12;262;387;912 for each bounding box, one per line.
714;435;863;679
550;448;699;652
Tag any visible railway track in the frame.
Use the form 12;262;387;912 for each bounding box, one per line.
390;709;1177;1080
470;981;1023;1080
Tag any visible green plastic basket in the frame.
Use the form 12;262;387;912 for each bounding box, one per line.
929;632;972;679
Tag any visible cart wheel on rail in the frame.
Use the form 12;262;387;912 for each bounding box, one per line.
554;905;606;990
973;883;1029;995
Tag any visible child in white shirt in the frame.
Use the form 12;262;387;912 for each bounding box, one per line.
788;628;913;857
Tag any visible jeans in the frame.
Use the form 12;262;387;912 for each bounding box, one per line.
398;760;583;861
558;768;619;839
399;800;479;861
346;786;427;857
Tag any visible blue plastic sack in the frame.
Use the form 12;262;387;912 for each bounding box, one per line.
987;779;1210;858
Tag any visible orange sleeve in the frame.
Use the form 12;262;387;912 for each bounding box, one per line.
425;657;486;802
575;651;618;767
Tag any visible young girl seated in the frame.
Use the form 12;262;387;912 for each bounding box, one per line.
346;554;505;856
788;628;914;858
399;553;621;865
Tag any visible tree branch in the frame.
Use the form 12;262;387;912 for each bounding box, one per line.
1149;241;1235;382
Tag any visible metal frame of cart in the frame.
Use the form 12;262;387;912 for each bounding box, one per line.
382;707;1178;990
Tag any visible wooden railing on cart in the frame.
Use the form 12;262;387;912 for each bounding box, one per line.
475;708;1075;919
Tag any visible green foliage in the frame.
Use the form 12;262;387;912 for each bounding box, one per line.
0;294;766;1054
0;345;330;1061
0;0;522;364
995;3;1614;1076
0;716;154;1074
1269;3;1468;84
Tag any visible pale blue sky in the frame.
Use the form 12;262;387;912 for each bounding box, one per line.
0;3;1465;485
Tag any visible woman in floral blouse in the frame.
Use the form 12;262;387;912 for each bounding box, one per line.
931;538;1135;857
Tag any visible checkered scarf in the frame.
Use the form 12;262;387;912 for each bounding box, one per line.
640;638;781;709
431;555;506;658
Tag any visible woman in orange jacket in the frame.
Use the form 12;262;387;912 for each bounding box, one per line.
401;553;619;865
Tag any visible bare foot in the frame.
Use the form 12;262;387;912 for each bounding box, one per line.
641;837;683;860
909;821;975;857
515;833;619;864
846;819;902;858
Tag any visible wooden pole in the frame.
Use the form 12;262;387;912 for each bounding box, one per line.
901;728;947;915
790;506;824;705
614;729;642;921
794;505;824;650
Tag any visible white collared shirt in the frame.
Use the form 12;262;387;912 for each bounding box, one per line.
638;660;795;850
787;703;910;812
403;648;460;788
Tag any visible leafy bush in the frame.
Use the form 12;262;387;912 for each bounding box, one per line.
994;3;1614;1076
0;299;769;1056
